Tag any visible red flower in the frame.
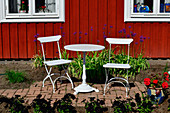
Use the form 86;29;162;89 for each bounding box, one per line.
153;79;158;84
144;78;151;86
164;72;169;78
22;1;25;3
162;82;169;89
165;78;169;81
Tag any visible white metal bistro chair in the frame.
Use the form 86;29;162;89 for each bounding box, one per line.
37;35;74;93
103;38;133;97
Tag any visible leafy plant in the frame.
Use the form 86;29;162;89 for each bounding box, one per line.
134;92;155;113
53;93;76;113
31;94;55;113
82;97;107;113
0;95;28;113
31;50;44;68
69;49;113;83
168;99;170;111
112;52;150;79
112;96;135;113
6;70;25;83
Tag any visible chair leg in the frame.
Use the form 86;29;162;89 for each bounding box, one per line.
62;65;74;89
104;68;109;96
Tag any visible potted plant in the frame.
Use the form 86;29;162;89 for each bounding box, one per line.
144;72;169;104
39;6;47;13
19;0;27;13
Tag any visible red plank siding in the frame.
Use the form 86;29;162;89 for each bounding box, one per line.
0;0;169;59
80;0;89;44
27;23;36;58
63;0;70;57
98;0;108;46
2;24;10;59
10;23;18;59
0;24;2;58
45;23;54;58
53;23;61;58
18;23;27;59
36;23;45;54
89;0;98;44
108;0;117;37
70;0;79;57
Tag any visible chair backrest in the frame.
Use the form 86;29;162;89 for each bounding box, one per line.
106;38;133;63
37;35;62;62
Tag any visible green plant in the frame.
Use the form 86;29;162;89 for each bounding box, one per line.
31;50;44;68
112;96;135;113
6;70;25;83
0;95;28;113
168;99;170;111
82;97;107;113
53;93;76;113
134;92;155;113
69;49;113;83
31;94;55;113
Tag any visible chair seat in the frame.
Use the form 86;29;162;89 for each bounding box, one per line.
103;63;131;69
44;59;72;66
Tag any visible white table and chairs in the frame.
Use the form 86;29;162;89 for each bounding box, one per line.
37;35;74;93
64;44;105;95
103;38;133;97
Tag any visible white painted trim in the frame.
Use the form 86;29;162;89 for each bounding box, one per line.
124;0;170;22
0;0;65;23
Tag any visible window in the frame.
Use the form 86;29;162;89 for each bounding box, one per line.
0;0;65;23
124;0;170;22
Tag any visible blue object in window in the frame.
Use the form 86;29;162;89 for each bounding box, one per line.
139;6;150;13
160;3;164;12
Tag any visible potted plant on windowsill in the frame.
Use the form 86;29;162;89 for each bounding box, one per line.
144;71;169;104
19;1;27;13
38;6;47;13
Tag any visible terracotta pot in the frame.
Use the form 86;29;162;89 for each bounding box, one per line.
147;87;165;104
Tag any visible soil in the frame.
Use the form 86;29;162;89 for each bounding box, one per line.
0;59;170;113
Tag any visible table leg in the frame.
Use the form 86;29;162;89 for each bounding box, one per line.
74;52;99;95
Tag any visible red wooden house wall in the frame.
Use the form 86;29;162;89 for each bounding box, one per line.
0;0;169;59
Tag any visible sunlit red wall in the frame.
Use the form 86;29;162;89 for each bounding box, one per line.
0;0;169;59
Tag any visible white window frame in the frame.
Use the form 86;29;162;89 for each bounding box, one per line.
0;0;65;23
124;0;170;22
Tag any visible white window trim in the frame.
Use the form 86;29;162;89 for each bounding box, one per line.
124;0;170;22
0;0;65;23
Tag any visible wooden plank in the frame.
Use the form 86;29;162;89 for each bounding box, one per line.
54;23;61;58
44;23;54;58
116;0;125;37
150;23;159;58
98;0;108;47
69;0;79;57
141;23;151;58
18;23;27;59
80;0;89;44
133;23;142;58
108;0;117;37
0;24;2;58
36;23;45;54
63;0;70;58
2;24;10;59
167;23;170;58
89;0;98;44
125;23;134;56
27;23;36;58
10;23;18;59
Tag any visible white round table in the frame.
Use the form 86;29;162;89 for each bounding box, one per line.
64;44;105;95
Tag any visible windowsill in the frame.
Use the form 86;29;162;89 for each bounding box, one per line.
124;17;170;22
0;18;65;23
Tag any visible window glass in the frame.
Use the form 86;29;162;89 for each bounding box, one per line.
35;0;56;13
133;0;153;13
160;0;170;13
9;0;29;13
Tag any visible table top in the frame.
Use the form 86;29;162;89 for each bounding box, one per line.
64;44;105;52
